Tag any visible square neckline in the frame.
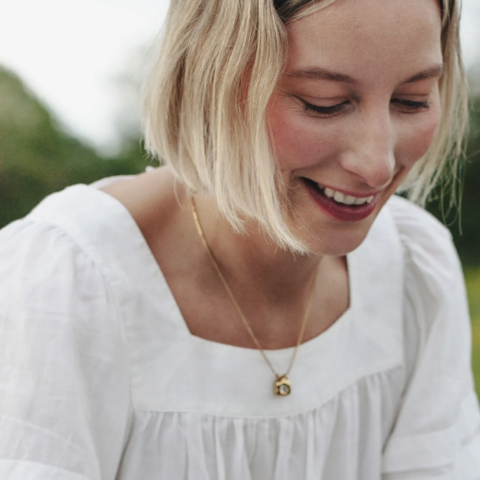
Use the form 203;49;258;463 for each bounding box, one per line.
89;180;356;360
28;181;406;416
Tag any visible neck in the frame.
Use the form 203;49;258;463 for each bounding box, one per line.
192;193;325;302
100;167;349;349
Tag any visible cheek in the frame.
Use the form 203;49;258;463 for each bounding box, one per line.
267;106;337;171
397;110;441;168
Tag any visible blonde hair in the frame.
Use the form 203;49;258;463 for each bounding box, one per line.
143;0;467;254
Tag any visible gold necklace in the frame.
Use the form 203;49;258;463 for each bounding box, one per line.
190;197;318;397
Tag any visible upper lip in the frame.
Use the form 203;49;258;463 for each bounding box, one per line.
301;177;383;199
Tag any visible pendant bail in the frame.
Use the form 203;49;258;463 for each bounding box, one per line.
274;374;291;396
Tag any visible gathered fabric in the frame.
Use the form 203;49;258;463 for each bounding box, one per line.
0;181;479;479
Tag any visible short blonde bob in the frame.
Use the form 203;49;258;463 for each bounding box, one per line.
143;0;467;254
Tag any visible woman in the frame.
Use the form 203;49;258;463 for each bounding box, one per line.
0;0;479;478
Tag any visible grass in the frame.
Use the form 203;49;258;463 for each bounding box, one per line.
465;267;480;399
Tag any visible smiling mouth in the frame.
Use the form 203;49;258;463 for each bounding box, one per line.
300;177;380;222
301;178;375;205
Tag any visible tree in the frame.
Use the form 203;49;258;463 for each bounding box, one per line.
0;66;149;228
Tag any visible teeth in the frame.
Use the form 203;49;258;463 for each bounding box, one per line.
315;182;375;206
324;187;335;199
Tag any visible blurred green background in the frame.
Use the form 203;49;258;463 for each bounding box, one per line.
1;65;480;397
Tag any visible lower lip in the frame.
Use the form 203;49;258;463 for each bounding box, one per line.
302;179;379;222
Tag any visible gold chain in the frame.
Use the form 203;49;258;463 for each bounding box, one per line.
190;197;318;395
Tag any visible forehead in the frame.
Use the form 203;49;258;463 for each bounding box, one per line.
285;0;443;81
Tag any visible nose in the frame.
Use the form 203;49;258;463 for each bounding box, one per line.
339;109;396;189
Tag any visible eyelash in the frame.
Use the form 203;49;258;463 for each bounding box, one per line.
301;98;431;117
392;99;431;112
303;101;348;117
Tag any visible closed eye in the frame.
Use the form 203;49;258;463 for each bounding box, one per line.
293;95;431;117
391;99;431;112
294;96;349;118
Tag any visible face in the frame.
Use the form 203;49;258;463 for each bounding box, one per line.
267;0;443;256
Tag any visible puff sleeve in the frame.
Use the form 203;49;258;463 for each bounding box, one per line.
382;198;480;479
0;219;132;479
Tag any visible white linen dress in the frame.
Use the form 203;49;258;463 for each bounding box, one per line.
0;178;479;480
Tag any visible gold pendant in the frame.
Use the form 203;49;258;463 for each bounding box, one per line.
274;375;291;396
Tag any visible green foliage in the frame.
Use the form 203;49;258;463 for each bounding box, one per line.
465;268;480;398
0;66;150;229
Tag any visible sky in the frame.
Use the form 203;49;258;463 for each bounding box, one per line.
0;0;479;153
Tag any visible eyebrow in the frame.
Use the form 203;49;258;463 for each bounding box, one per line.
285;64;445;85
404;65;444;83
286;68;358;84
